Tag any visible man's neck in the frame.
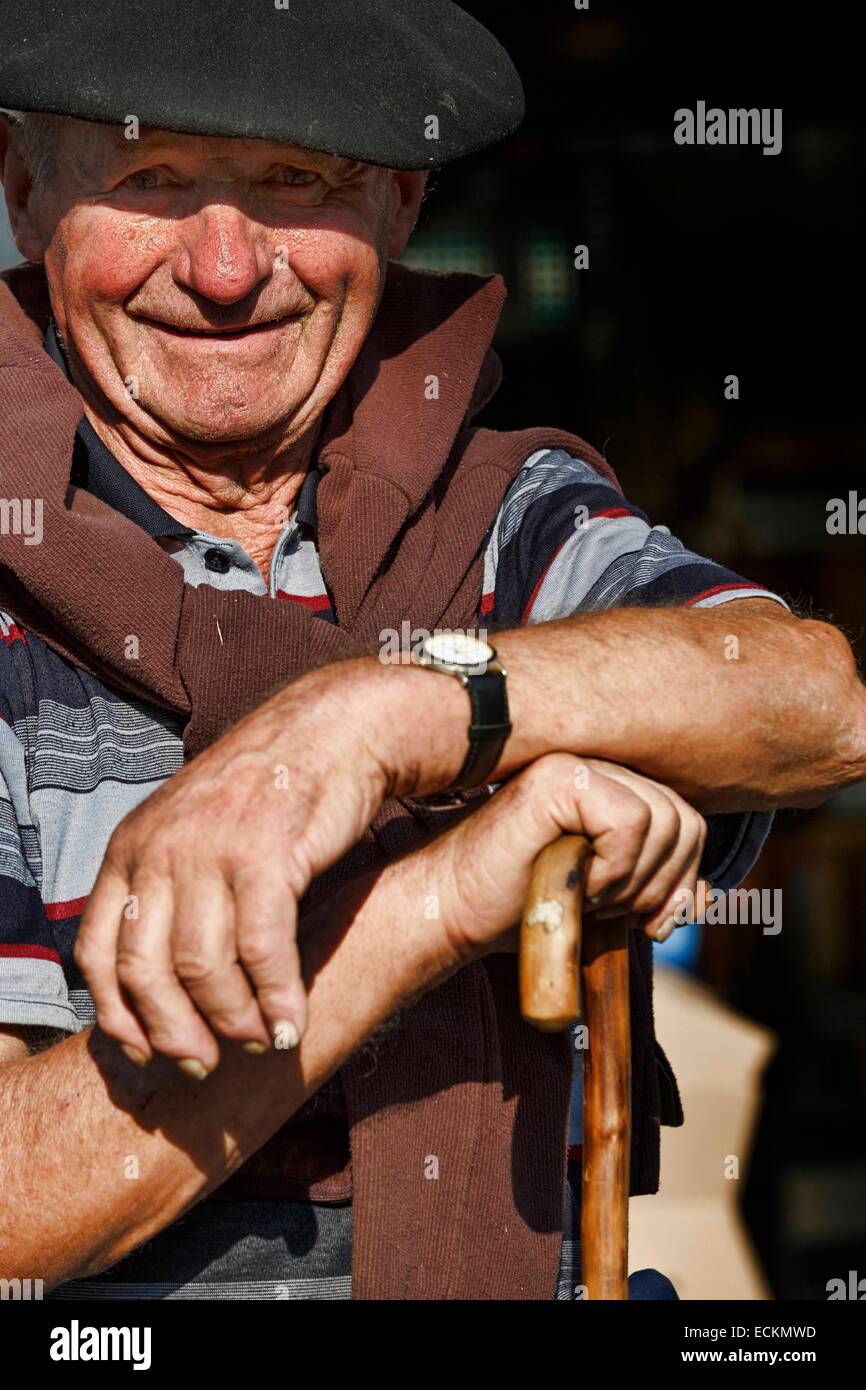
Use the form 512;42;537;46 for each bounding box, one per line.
81;403;318;587
47;317;319;584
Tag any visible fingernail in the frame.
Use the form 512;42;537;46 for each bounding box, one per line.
654;920;675;943
178;1058;209;1081
243;1040;268;1056
121;1044;149;1068
273;1020;300;1051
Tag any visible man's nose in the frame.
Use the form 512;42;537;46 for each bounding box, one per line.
173;205;275;306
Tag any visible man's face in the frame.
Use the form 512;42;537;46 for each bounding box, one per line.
5;120;424;450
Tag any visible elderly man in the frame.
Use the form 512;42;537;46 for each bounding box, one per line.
0;2;864;1301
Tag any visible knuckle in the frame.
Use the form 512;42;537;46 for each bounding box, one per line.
172;952;221;990
106;821;134;862
654;803;681;849
206;1005;257;1039
596;855;634;893
116;949;158;992
685;808;707;853
631;888;663;916
238;926;284;972
621;801;652;838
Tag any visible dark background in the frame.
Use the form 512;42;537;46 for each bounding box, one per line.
400;1;865;1299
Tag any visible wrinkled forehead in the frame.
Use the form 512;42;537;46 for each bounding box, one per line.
58;118;366;182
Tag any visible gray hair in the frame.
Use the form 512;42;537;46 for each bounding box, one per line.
3;110;65;188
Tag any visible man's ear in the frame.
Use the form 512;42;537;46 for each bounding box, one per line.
0;113;47;263
385;170;429;259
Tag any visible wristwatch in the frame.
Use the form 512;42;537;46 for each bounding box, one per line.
411;632;511;808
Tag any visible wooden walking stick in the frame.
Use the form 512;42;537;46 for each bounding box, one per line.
519;834;631;1300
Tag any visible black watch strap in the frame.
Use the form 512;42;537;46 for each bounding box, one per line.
447;668;512;793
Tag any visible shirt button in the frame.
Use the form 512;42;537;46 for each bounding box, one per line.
204;548;231;574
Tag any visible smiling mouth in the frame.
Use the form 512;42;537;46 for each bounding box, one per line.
143;314;297;339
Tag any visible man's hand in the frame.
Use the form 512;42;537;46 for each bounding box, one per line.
75;660;405;1073
431;753;708;963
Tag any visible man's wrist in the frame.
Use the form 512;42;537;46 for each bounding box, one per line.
351;655;471;799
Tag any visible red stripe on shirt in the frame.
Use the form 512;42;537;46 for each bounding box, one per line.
589;506;631;520
276;591;332;611
44;895;88;922
520;541;567;626
0;942;61;964
519;510;634;625
683;582;768;607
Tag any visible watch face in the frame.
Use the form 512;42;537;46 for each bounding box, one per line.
424;632;494;667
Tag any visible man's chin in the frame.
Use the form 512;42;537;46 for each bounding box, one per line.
146;400;312;447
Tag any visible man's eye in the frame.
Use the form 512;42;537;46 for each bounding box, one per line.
271;169;319;187
122;169;170;191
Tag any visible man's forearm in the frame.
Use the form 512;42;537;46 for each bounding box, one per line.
0;851;462;1289
373;601;866;811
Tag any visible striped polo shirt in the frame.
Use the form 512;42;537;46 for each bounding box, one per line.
0;323;788;1297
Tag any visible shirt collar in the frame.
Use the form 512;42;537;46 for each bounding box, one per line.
45;319;319;539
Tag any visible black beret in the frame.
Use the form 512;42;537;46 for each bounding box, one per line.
0;0;524;170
